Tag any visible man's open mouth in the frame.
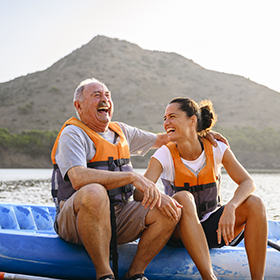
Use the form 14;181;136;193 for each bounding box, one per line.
97;102;110;113
97;106;109;113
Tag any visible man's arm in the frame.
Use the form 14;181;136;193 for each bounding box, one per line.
151;131;229;150
205;130;229;147
151;133;168;149
67;166;161;209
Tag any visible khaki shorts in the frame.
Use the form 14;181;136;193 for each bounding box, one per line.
55;192;149;245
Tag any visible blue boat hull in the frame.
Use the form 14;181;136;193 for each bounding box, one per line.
0;204;279;279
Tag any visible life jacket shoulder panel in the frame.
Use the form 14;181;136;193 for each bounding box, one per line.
51;117;133;208
166;139;221;219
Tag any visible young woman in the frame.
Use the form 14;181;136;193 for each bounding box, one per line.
143;97;267;280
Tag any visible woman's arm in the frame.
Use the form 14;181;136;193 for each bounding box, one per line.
142;157;182;221
144;157;163;183
217;148;256;245
134;157;164;201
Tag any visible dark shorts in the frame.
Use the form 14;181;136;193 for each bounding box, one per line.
202;206;244;248
167;206;244;249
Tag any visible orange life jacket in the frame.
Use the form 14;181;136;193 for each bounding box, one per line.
51;117;133;207
166;138;221;219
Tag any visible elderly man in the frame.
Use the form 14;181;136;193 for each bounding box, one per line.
51;78;178;280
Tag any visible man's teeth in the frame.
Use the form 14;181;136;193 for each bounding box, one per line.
98;106;109;111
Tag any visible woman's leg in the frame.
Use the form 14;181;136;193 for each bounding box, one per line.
234;195;267;280
173;191;217;280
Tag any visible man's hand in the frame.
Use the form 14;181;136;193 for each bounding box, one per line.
132;173;161;210
158;193;183;221
205;130;229;147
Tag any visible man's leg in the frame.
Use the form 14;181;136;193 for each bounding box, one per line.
125;206;178;277
234;195;267;280
74;184;114;279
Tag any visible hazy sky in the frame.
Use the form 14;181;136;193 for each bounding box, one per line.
1;0;280;92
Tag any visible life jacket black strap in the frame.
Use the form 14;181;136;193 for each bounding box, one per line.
54;158;130;171
197;197;219;213
172;182;216;193
197;197;221;220
107;184;134;199
87;158;130;170
51;189;58;198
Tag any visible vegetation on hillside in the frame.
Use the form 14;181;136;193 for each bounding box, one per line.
0;128;57;158
216;126;280;169
0;126;279;169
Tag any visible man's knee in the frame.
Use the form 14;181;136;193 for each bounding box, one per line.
147;207;178;230
74;183;109;211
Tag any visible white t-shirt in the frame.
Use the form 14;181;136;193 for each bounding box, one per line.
152;140;228;221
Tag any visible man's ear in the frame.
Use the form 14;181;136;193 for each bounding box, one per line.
74;100;82;114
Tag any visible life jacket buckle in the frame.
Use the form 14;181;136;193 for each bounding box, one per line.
115;158;125;166
108;157;116;171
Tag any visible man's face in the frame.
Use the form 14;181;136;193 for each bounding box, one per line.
75;82;114;132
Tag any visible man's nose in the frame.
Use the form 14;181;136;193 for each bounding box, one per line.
101;94;110;102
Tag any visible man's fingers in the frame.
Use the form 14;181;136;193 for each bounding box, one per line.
142;187;160;210
148;189;159;209
174;200;183;208
163;206;178;221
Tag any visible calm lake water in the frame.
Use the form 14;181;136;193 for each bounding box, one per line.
0;168;279;221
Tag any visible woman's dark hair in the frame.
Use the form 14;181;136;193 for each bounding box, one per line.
169;97;217;137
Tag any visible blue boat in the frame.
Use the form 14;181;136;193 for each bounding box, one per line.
0;203;279;280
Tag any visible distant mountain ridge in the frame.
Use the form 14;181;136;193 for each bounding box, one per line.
0;35;280;169
1;35;280;134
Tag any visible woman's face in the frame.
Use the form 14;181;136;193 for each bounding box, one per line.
163;102;195;142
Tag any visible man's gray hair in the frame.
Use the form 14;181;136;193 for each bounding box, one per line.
73;78;105;119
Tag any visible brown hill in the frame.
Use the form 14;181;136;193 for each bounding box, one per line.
0;35;280;169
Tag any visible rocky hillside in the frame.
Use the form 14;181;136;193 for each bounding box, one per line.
0;35;280;169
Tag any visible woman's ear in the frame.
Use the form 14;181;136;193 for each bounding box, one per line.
190;115;197;126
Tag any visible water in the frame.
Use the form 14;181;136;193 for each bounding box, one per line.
0;168;279;221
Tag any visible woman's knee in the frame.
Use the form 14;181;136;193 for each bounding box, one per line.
245;195;266;213
173;191;195;205
173;191;197;215
236;195;266;223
